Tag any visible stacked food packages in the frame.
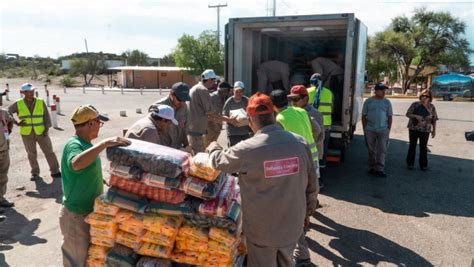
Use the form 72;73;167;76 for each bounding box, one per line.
84;140;244;266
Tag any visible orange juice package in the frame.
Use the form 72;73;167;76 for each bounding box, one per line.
114;209;135;224
86;257;105;267
170;249;208;265
207;240;237;257
90;235;115;248
115;230;141;251
177;224;209;243
189;153;221;182
140;230;176;247
143;213;182;237
85;212;116;228
90;224;118;239
94;196;120;216
175;236;208;252
136;242;173;258
118;213;144;236
209;227;239;247
87;244;109;260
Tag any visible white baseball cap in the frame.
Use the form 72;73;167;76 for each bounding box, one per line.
201;69;218;80
20;83;36;91
233;81;245;90
149;104;178;125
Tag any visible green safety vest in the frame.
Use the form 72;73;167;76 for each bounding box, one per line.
308;86;333;127
17;98;45;135
277;106;319;164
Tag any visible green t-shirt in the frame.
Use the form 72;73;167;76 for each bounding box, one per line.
61;135;103;214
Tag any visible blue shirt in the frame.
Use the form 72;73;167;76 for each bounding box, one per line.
362;97;393;132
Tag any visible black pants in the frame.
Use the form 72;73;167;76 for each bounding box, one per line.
406;130;430;168
228;134;250;147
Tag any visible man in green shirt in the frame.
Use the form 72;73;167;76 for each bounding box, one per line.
60;104;130;267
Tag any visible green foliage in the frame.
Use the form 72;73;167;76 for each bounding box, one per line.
122;49;149;66
59;75;77;87
70;54;107;86
366;36;398;83
160;53;176;66
372;7;472;91
0;53;60;78
172;30;224;75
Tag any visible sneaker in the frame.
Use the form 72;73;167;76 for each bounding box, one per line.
375;171;387;178
0;199;14;208
295;258;312;267
407;165;414;170
0;215;5;222
30;175;41;181
51;172;62;179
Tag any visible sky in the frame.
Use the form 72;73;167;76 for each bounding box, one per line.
1;0;473;63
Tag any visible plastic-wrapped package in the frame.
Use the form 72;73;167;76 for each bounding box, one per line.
170;249;208;265
118;212;144;236
142;214;183;237
109;175;185;204
142;172;182;189
136;256;172;267
145;200;197;216
177;224;209;243
106;139;190;178
94;196;120;216
189;153;221;182
87;244;109;261
104;188;148;214
208;240;238;257
85;212;116;228
86;258;105;267
140;230;176;247
199;175;236;217
137;242;173;258
115;230;141;251
175;237;208;252
229;108;249;127
180;173;225;200
90;224;118;239
226;200;241;222
109;163;143;180
104;244;139;267
209;227;239;247
204;253;234;264
114;209;134;223
183;213;240;234
90;235;115;248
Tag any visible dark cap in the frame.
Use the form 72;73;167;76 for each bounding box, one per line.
171;82;191;101
247;92;274;116
374;83;387;90
269;89;288;109
218;82;232;91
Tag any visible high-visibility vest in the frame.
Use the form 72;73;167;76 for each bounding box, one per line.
308;86;333;127
17;98;45;135
277;106;319;164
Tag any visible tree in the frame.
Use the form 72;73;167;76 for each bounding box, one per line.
373;7;472;92
70;54;107;86
160;53;175;66
172;30;224;75
366;36;398;84
122;49;149;66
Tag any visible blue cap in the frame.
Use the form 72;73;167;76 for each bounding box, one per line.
21;83;36;91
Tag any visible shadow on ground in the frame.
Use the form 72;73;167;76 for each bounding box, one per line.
0;208;47;266
308;212;432;266
25;176;62;204
323;135;474;218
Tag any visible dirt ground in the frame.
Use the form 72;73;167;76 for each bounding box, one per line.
0;79;473;266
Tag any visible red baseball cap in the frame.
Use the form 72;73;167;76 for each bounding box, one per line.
246;92;274;116
288;85;308;98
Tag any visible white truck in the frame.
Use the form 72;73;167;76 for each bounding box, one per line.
224;13;367;160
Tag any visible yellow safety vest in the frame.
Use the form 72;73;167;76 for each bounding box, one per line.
277;106;319;164
308;86;333;127
17;98;45;135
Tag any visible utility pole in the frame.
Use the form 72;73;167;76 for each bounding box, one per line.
272;0;276;16
208;3;227;47
84;38;89;54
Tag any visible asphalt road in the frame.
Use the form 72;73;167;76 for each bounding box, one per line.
0;83;473;266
